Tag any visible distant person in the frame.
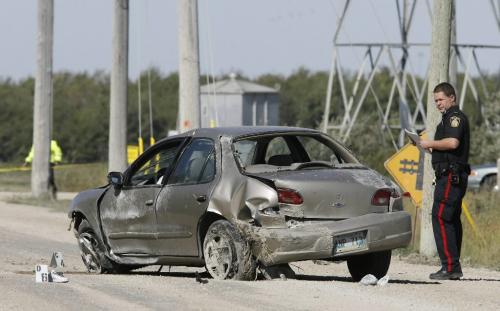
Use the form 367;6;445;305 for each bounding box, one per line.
419;82;470;280
24;140;63;199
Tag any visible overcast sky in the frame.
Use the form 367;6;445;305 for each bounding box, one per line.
1;0;499;81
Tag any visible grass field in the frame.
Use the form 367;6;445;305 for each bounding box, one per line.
0;162;108;192
1;162;499;270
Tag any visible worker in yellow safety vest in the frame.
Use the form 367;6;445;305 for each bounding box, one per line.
24;140;63;199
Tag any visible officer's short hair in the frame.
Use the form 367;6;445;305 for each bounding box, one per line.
433;82;456;99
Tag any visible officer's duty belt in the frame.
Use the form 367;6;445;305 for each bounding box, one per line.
433;162;471;178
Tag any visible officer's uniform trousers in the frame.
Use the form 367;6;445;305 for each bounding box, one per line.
432;171;468;272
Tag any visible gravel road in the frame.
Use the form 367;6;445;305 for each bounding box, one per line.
0;192;499;311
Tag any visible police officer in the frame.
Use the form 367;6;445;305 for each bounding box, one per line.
419;82;470;280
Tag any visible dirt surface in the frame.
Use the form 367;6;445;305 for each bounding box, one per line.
0;192;499;311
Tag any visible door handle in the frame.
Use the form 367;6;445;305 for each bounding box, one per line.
145;199;154;206
195;195;207;203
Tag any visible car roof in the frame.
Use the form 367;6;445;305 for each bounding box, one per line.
159;126;321;142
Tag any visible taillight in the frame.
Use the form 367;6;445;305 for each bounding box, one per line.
371;189;392;206
277;188;303;205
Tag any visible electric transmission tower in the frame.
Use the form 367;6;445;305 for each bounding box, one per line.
322;0;500;149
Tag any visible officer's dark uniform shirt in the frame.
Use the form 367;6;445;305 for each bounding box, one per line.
432;105;470;169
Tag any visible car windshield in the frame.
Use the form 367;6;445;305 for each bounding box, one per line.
233;133;360;172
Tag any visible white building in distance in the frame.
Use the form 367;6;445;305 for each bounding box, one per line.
200;73;280;127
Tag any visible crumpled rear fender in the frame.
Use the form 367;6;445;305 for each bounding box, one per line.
206;136;282;226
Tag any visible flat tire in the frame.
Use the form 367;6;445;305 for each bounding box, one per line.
203;220;256;280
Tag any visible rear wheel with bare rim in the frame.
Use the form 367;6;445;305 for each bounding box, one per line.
203;220;256;280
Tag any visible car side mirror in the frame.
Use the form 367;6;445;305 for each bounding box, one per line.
107;171;124;189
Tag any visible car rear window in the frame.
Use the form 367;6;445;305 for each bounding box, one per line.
297;136;342;164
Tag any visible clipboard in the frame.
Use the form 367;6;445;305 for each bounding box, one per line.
404;129;430;154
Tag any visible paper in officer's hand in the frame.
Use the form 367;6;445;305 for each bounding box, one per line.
404;129;430;154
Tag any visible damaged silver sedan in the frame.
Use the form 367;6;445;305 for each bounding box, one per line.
69;127;411;281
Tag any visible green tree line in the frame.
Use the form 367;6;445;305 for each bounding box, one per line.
1;67;499;173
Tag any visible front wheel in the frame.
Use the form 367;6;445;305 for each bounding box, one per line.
203;220;256;280
77;219;136;274
346;250;392;282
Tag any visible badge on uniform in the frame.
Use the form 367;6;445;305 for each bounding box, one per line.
450;116;461;128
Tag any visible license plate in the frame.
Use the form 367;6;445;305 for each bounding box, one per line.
334;231;367;254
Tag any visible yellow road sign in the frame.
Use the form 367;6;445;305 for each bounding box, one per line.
384;133;428;206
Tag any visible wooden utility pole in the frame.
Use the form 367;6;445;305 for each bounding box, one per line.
420;0;453;256
178;0;201;133
449;1;458;87
32;0;54;198
109;0;129;172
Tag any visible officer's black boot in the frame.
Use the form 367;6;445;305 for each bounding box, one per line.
429;268;463;280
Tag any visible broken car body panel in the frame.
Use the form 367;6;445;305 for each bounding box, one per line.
68;187;108;239
69;126;411;269
241;211;411;266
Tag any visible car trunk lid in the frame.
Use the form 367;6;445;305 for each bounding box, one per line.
249;167;391;219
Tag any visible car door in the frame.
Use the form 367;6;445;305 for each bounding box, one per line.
99;139;183;255
155;138;216;256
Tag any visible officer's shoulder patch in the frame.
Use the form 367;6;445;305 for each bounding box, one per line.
450;115;461;128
